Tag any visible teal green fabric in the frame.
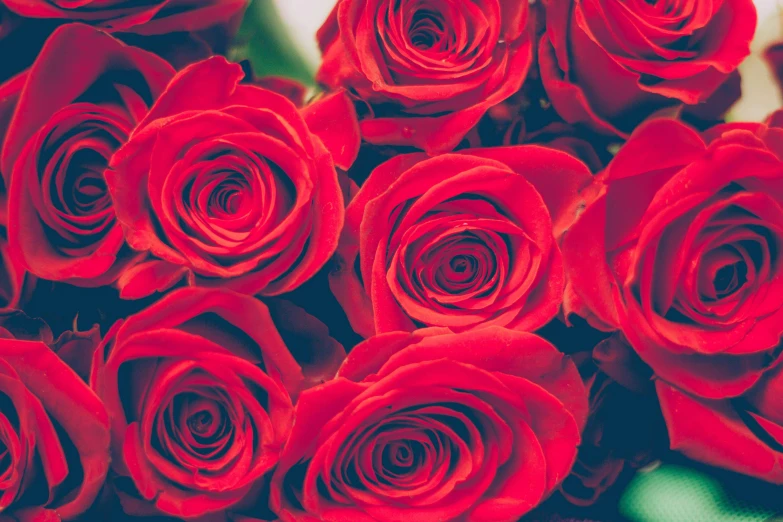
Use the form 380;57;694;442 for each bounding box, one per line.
620;464;778;522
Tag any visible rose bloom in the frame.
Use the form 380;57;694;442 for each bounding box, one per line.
658;360;783;484
539;0;756;136
330;148;592;337
564;117;783;400
108;57;360;299
0;313;110;522
0;0;247;35
270;327;587;522
91;287;345;519
0;71;23;220
317;0;533;153
0;24;175;285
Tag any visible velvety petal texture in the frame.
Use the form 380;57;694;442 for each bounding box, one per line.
0;315;111;520
270;327;587;522
316;0;534;153
540;0;756;135
90;287;345;518
1;0;248;35
330;147;593;337
108;57;360;299
657;360;783;484
564;117;783;400
0;24;175;285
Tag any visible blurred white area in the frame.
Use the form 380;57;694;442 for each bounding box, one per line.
273;0;333;67
275;0;783;122
732;0;782;121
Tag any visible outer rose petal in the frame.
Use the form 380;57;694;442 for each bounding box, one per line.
657;381;783;483
562;192;623;329
0;70;25;190
115;259;191;299
340;327;588;430
1;23;174;175
465;146;594;237
0;340;111;519
271;328;585;521
540;0;755;135
330;154;428;337
301;90;361;171
1;0;248;35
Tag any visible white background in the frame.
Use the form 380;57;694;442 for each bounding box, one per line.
273;0;783;122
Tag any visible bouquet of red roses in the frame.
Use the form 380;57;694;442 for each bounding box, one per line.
0;0;779;520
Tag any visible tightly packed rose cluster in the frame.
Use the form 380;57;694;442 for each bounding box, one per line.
0;0;779;520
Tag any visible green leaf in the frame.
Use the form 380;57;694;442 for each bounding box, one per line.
619;464;777;522
230;0;316;86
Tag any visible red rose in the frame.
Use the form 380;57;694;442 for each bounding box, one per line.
0;24;175;286
563;117;783;400
330;148;592;338
317;0;533;153
657;359;783;484
0;72;24;222
270;327;587;521
90;287;345;518
0;314;110;521
539;0;756;136
108;57;360;299
1;0;248;35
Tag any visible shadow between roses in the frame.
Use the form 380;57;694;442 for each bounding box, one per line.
1;0;782;520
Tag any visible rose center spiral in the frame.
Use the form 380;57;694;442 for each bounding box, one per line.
409;9;447;50
713;262;747;297
384;440;416;470
63;149;112;216
179;397;226;442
